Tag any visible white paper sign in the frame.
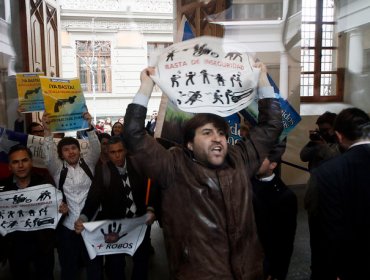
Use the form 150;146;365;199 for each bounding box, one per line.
151;36;260;117
81;216;148;259
0;184;63;236
26;135;90;168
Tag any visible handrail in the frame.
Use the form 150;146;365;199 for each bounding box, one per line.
281;160;309;172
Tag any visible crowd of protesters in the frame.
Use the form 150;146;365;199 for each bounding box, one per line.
1;64;369;280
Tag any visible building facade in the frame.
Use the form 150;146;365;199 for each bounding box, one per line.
59;0;174;121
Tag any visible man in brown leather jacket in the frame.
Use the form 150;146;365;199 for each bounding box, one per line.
123;64;282;280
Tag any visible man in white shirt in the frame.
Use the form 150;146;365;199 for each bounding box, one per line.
42;111;101;280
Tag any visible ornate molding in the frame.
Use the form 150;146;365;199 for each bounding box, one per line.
61;19;173;32
60;0;173;14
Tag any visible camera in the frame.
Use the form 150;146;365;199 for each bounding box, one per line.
309;130;322;141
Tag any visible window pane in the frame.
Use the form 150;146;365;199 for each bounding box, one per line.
301;49;315;72
321;49;337;71
302;23;316;47
322;24;335;47
0;0;5;20
101;69;106;91
322;0;335;22
231;2;283;21
300;74;314;96
302;0;316;21
320;74;337;96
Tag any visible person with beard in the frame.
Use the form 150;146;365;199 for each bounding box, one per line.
122;63;282;280
300;111;340;171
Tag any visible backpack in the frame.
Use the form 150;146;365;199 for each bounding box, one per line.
58;158;93;202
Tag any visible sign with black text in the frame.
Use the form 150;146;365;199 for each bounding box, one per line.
81;216;147;259
0;184;63;236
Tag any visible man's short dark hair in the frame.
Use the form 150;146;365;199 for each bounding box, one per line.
183;113;229;146
108;135;125;148
8;144;33;160
334;108;370;141
316;111;337;126
57;137;80;159
27;122;43;134
98;133;111;143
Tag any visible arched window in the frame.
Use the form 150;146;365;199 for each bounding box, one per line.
76;40;112;93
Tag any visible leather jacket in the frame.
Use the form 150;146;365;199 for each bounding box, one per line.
123;98;282;280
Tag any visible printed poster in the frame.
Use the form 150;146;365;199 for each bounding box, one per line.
16;72;44;112
40;76;89;133
242;74;301;141
0;184;63;236
153;34;301;145
0;127;91;177
151;36;259;117
81;216;147;259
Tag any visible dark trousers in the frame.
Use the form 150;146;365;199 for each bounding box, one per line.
308;215;336;280
8;230;55;280
56;225;102;280
104;225;151;280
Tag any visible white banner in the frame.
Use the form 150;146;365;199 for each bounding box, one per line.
0;184;63;236
151;36;259;117
27;135;90;168
81;216;148;260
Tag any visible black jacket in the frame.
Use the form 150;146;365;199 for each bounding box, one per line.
252;175;297;280
0;172;55;259
312;144;370;280
81;158;159;221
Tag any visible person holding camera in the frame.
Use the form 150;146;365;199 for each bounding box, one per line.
301;111;341;280
300;111;340;171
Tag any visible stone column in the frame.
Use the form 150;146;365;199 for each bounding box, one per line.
279;51;289;99
348;29;363;74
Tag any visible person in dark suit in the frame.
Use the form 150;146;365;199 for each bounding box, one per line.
145;110;157;136
0;144;59;280
252;140;297;280
74;136;158;280
307;107;370;280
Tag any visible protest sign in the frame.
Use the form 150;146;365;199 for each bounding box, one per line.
151;36;259;117
0;184;63;236
40;76;89;133
155;23;301;145
0;127;91;179
16;72;44;112
81;216;147;259
241;74;301;141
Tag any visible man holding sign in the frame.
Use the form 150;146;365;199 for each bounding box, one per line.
74;136;157;280
0;145;64;280
123;62;282;279
42;111;101;280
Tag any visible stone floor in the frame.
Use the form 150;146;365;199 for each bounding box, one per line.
0;184;311;280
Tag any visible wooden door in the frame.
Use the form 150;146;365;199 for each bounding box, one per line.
20;0;60;123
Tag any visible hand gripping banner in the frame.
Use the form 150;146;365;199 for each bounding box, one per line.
151;36;259;117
